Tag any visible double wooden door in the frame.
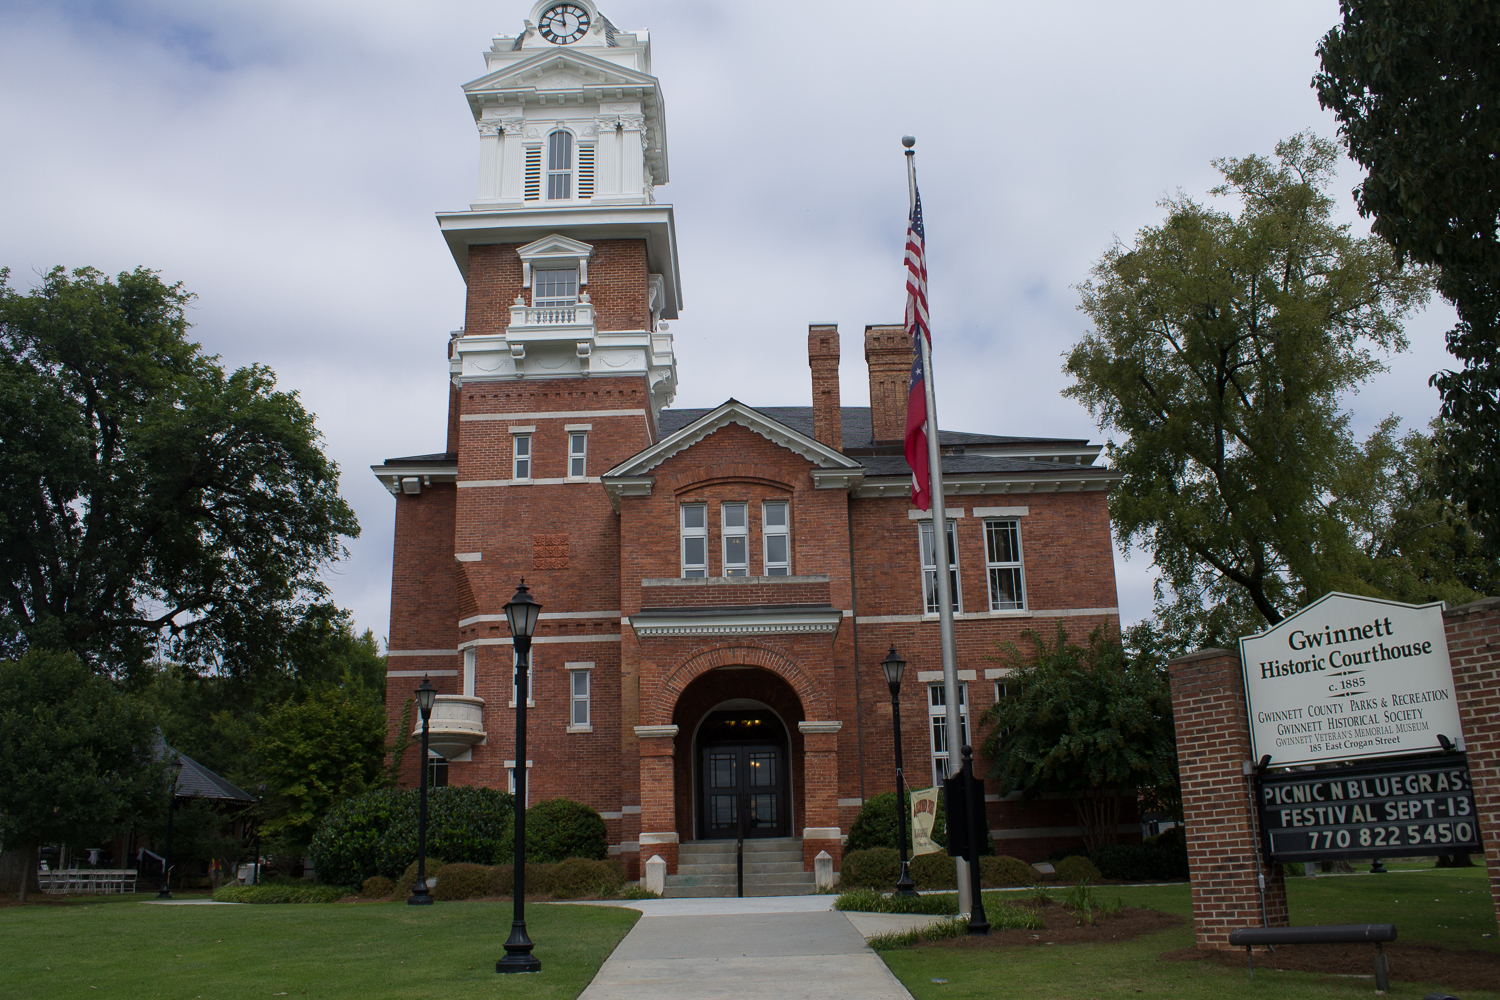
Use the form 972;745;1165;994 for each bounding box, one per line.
700;743;788;839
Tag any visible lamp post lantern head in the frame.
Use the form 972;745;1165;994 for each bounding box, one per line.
504;579;542;640
415;676;437;721
881;645;906;693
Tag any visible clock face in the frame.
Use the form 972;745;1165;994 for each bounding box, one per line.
538;3;591;44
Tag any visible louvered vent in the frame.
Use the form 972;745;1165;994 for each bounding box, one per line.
577;145;595;199
523;146;542;201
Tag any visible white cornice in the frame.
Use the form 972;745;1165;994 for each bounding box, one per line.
603;399;862;482
627;607;844;638
852;470;1121;498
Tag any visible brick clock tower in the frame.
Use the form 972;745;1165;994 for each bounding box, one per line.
377;1;1128;892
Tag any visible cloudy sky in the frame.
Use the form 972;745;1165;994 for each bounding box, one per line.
0;0;1457;646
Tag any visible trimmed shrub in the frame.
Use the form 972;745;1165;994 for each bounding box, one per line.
550;857;626;899
1055;855;1103;884
433;862;493;901
213;883;349;904
525;799;608;862
908;852;957;889
837;847;900;889
311;786;514;888
979;855;1033;887
1090;842;1189;881
394;858;446;900
361;875;395;899
834;889;958;915
845;791;947;852
489;862;559;897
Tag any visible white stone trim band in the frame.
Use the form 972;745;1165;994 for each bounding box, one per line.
634;725;679;739
855;607;1118;624
387;670;459;677
917;670;976;682
802;827;842;839
638;831;679;844
387;649;460;657
797;721;843;734
972;506;1029;517
462;409;646;422
908;508;965;519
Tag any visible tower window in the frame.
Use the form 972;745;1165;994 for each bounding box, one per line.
524;146;542;201
547;130;573;200
577;144;595;198
533;268;578;309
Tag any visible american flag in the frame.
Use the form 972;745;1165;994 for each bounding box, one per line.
904;189;933;509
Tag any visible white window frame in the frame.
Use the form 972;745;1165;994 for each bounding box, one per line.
928;682;969;786
505;760;534;807
984;518;1027;611
532;266;579;309
721;502;748;577
427;750;449;789
919;519;962;615
567;430;588;479
511;430;532;482
509;651;536;709
567;662;593;732
681;503;708;577
463;647;477;698
546;129;573;201
762;501;789;576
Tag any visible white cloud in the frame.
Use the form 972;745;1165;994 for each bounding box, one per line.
0;0;1457;643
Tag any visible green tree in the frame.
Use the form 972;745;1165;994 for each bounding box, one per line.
1065;135;1433;626
0;649;160;900
979;624;1178;852
0;266;359;672
1316;3;1500;556
250;687;389;853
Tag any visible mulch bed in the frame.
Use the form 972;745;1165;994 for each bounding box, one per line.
1162;942;1500;993
913;902;1183;949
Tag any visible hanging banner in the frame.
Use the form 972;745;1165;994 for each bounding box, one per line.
910;786;942;856
1257;754;1482;863
1239;593;1461;767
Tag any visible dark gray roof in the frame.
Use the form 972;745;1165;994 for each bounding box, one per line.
657;406;1088;451
154;736;256;804
378;452;457;466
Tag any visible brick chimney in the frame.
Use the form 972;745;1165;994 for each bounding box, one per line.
808;324;842;451
864;324;911;444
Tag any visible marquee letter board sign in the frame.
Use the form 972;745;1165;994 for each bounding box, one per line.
1257;755;1481;863
1239;593;1462;767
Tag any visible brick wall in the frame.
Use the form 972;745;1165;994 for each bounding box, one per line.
1167;647;1289;949
1444;597;1500;930
864;324;909;444
809;325;842;451
464;240;650;335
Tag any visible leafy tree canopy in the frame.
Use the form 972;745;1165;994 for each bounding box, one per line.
0;649;160;898
1065;135;1448;626
979;623;1178;853
1316;3;1500;555
0;266;358;673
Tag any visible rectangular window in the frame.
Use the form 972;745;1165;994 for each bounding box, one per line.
681;504;707;577
762;501;789;575
463;647;476;698
928;682;969;785
722;503;748;576
546;130;572;200
568;431;588;478
512;434;532;481
919;519;961;614
570;669;590;728
427;751;449;789
533;268;578;309
985;519;1026;611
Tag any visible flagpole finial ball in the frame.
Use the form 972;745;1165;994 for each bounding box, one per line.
902;135;916;149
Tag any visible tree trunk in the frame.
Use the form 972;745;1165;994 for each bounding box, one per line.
0;843;40;901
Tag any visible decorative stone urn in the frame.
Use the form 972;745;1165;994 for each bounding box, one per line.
413;694;486;758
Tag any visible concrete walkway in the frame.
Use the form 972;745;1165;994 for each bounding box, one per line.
576;895;918;1000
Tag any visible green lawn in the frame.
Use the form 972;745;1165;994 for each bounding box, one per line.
0;895;638;1000
883;866;1499;1000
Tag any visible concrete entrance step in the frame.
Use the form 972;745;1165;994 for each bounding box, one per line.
674;861;808;876
667;871;816;889
663;879;819;898
663;839;818;898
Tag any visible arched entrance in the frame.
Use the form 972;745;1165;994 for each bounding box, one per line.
671;667;806;843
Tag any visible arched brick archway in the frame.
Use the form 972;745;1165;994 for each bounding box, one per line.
650;643;831;726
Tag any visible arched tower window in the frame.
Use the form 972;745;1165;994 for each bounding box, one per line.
547;130;573;200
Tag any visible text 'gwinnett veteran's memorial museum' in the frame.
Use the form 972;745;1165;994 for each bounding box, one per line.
371;0;1124;893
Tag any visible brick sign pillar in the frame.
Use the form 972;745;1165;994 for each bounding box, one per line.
635;725;680;875
798;721;843;871
1444;597;1500;929
1167;647;1289;948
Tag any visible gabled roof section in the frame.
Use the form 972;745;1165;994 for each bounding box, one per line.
604;399;863;479
463;48;659;106
154;735;255;804
517;234;594;259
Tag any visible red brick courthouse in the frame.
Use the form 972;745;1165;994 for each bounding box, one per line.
373;0;1125;886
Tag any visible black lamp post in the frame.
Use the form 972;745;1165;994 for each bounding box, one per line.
881;646;918;898
156;755;183;900
497;580;542;974
409;676;438;906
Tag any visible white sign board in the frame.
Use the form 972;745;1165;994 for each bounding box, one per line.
1239;593;1461;767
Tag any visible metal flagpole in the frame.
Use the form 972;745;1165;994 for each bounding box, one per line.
904;137;972;915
